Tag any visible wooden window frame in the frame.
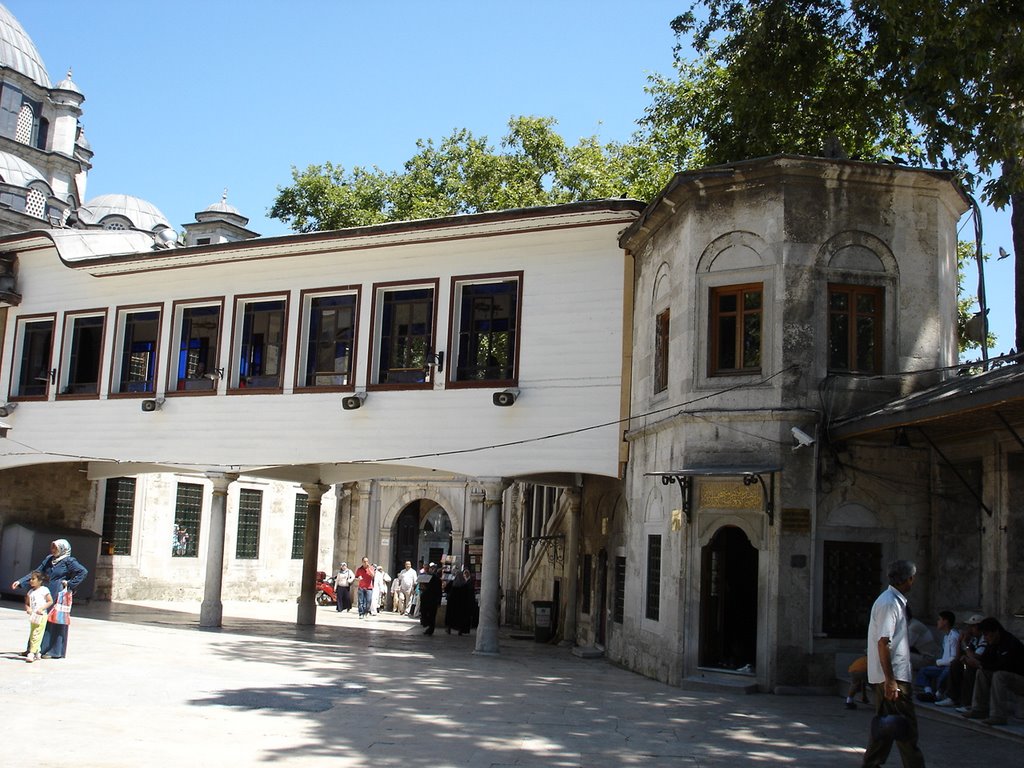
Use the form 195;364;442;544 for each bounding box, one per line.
447;272;522;388
709;283;762;376
9;312;56;400
56;308;107;399
109;304;162;397
654;308;670;394
367;279;439;390
828;283;884;374
228;292;290;394
166;298;225;396
294;286;360;392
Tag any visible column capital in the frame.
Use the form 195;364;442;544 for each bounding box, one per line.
300;482;330;501
206;472;238;494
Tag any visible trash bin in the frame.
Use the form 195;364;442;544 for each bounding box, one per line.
532;600;554;643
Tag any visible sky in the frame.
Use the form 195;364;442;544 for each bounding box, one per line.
8;0;1017;356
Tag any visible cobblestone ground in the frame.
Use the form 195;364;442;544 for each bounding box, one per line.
1;599;1020;767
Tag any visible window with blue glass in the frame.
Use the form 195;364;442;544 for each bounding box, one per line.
114;308;160;394
235;297;286;389
173;303;221;392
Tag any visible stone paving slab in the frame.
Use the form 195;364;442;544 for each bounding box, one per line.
0;598;1021;767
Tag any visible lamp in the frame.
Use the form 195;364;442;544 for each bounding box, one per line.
342;392;367;411
492;388;519;407
425;350;444;373
0;402;16;417
141;398;165;412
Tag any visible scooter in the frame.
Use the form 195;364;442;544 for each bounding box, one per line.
315;570;337;606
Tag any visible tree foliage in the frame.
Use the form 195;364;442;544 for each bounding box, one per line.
639;1;921;167
270;116;673;232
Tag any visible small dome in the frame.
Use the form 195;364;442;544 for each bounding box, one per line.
77;194;173;233
75;126;91;152
0;5;50;89
55;68;82;95
0;150;46;187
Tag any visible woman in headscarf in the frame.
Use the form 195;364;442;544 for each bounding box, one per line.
10;538;89;659
445;566;476;636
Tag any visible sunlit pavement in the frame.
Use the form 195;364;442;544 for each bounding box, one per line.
1;599;1020;768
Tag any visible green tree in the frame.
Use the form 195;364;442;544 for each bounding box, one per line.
851;1;1024;349
270;116;673;232
639;1;920;167
957;240;995;354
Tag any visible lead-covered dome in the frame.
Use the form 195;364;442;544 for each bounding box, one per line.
0;4;51;88
77;194;173;233
0;149;46;187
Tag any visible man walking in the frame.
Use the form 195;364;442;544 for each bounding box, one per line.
355;557;374;619
393;560;417;616
863;559;925;768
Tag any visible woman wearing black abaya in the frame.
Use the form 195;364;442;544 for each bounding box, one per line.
445;566;475;636
419;563;443;635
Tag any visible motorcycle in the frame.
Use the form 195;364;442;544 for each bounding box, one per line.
315;570;338;606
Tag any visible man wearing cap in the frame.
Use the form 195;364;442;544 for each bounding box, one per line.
944;614;986;711
962;617;1024;726
863;559;925;768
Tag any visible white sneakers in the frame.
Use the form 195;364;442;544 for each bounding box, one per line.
935;697;955;707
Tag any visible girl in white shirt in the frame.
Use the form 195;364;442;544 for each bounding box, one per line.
25;571;53;663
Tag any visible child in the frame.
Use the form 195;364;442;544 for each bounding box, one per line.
24;571;53;663
845;655;870;709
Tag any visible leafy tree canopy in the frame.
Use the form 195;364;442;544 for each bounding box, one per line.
270;116;674;232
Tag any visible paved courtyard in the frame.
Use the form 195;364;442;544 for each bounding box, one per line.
1;598;1020;767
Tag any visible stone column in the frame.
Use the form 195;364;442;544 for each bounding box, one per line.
475;479;508;655
199;472;238;628
560;487;582;645
297;483;329;626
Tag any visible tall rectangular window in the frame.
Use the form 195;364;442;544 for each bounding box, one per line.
113;308;160;394
646;535;662;621
654;309;670;393
613;556;626;623
101;477;136;556
298;291;357;388
709;284;762;375
451;276;519;384
172;303;222;391
292;493;308;559
172;483;203;557
13;316;54;398
374;284;436;385
828;284;883;373
234;297;287;390
581;553;592;615
236;488;263;559
60;312;105;395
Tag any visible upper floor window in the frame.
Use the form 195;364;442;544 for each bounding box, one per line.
59;311;106;396
297;289;357;389
828;284;883;373
231;294;288;391
710;284;762;375
170;301;222;392
654;309;670;394
11;315;54;399
371;282;437;387
450;275;519;385
112;307;160;395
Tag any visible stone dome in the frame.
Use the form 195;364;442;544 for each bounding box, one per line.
0;4;51;89
0;149;46;187
77;193;173;233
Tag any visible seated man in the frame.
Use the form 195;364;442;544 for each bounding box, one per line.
963;617;1024;726
916;610;959;703
946;614;986;710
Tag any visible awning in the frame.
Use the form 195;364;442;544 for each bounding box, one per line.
646;465;782;525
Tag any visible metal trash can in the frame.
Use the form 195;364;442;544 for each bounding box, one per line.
532;600;554;643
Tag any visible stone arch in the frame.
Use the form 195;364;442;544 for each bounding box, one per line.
816;230;899;277
696;513;764;550
696;231;769;273
382;487;464;540
644;486;665;523
652;261;672;306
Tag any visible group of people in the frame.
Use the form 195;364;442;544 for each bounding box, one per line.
331;557;477;637
860;559;1024;768
10;538;89;662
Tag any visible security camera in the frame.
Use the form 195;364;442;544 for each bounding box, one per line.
0;402;16;417
492;388;519;407
342;392;367;411
791;427;815;450
141;398;164;412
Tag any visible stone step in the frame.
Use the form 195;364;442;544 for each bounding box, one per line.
682;669;759;694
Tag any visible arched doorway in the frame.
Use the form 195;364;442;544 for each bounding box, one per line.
699;525;758;672
392;500;452;574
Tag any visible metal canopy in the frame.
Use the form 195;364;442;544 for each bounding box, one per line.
646;465;782;525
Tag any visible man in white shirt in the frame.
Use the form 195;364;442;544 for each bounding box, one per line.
918;611;960;704
863;559;925;768
393;561;418;616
